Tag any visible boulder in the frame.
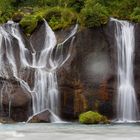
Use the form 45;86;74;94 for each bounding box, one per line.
28;110;51;123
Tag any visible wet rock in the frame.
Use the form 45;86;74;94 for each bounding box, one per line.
134;23;140;109
57;23;116;120
0;117;15;124
0;79;32;122
0;79;31;107
28;110;51;123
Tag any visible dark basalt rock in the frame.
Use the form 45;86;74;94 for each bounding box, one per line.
28;110;51;123
0;81;31;107
57;22;117;120
134;23;140;109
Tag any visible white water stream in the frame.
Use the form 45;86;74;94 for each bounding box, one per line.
111;18;139;122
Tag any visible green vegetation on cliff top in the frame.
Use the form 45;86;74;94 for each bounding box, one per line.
0;0;140;34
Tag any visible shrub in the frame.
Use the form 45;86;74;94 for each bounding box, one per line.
0;12;14;24
42;7;78;30
114;0;137;20
19;14;43;35
1;0;140;33
0;0;15;24
80;0;109;27
130;7;140;22
19;7;78;34
79;111;109;124
62;0;85;12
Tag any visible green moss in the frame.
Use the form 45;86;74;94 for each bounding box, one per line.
0;5;14;24
38;7;78;30
79;111;109;124
19;14;43;35
0;0;15;24
19;7;78;35
0;12;13;24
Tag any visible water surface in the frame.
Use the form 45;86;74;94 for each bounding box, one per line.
0;123;139;140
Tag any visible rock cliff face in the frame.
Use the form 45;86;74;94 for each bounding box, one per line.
134;23;140;108
57;22;117;120
1;21;140;122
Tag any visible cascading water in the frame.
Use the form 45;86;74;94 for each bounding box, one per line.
30;22;78;122
0;20;78;122
111;18;139;122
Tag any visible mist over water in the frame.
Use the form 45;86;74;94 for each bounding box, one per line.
84;53;111;84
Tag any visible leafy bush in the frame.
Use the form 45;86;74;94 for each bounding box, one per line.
12;0;60;7
47;7;78;30
114;0;137;19
0;0;13;12
80;0;109;27
0;0;15;23
79;111;109;124
36;7;78;30
130;7;140;22
60;0;85;12
19;7;78;34
1;0;140;34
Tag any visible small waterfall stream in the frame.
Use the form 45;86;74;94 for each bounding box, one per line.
111;18;139;122
0;20;78;122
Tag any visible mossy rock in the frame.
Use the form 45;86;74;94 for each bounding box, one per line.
19;14;43;35
12;12;24;22
79;111;109;124
37;7;78;30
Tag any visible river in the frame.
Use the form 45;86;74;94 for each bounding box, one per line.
0;123;139;140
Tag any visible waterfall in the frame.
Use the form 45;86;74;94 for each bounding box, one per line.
111;18;139;122
0;20;78;122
